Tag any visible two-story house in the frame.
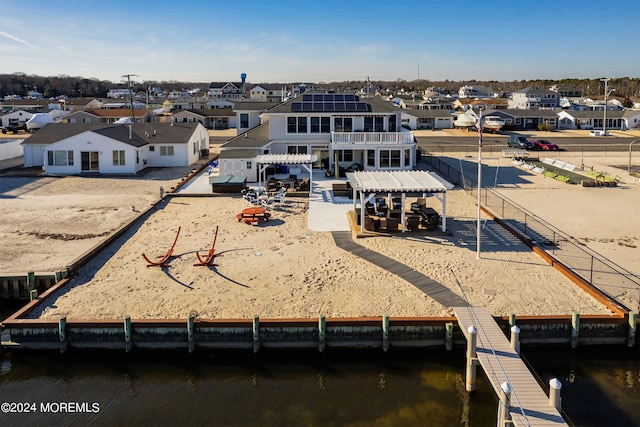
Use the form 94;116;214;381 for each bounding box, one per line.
208;82;246;99
249;84;287;102
508;87;559;110
218;94;415;182
458;85;495;99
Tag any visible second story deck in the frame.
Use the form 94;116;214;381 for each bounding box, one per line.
331;131;414;145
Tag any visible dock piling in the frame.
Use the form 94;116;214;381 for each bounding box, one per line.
510;325;520;354
58;317;67;354
382;314;389;352
628;312;636;348
253;316;260;353
27;271;35;291
549;378;562;411
497;382;512;426
508;313;516;327
445;322;453;350
318;315;326;352
571;311;580;348
187;316;195;353
29;289;37;301
124;316;132;352
465;325;478;392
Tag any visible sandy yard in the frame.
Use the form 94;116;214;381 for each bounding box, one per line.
1;152;639;320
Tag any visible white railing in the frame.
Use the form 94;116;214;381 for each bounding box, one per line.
331;131;414;145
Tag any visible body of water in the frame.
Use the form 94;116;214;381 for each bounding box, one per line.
0;345;638;427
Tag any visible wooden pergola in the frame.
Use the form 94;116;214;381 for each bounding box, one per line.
255;154;317;194
346;170;455;233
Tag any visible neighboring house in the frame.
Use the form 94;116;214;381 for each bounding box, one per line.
170;97;209;110
458;85;495;99
172;108;236;129
402;109;453;130
0;110;34;127
556;109;639;130
21;122;208;174
208;82;246;99
219;93;415;182
508;87;559;109
63;110;101;124
453;98;508;111
549;84;582;98
479;109;559;130
83;108;151;124
249;84;286;102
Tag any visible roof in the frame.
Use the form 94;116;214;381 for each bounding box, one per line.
483;108;560;118
84;108;150;118
558;109;628;119
255;154;317;165
265;94;402;115
515;87;557;95
402;109;453;118
174;108;235;117
346;170;454;193
218;148;261;159
221;123;271;149
21;122;200;147
231;100;277;111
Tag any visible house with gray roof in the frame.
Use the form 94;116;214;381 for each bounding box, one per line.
556;109;640;131
508;87;559;110
218;94;416;182
172;108;236;129
401;109;453;130
21;122;208;174
479;109;559;130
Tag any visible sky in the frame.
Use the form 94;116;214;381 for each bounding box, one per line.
1;0;639;85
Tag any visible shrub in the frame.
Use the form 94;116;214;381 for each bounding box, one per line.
537;123;555;132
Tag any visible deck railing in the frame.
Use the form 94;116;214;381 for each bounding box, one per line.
331;131;414;145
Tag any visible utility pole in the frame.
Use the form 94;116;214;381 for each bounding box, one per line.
122;74;138;123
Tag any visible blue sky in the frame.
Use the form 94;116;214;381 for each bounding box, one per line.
1;0;638;84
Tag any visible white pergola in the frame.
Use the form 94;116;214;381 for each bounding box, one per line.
346;170;455;233
255;154;318;194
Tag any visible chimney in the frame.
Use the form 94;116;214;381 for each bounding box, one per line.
128;124;132;139
170;117;174;126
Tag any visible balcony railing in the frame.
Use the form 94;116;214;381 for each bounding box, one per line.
331;131;414;145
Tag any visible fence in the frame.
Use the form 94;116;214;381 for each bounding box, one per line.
423;153;640;313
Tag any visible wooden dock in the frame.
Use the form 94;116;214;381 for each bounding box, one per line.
453;306;567;426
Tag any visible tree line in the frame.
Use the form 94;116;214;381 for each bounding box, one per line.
1;72;638;101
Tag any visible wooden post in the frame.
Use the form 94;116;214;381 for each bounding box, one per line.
445;322;453;351
497;382;512;426
510;325;520;354
549;378;562;411
508;313;516;327
27;271;35;291
58;317;67;354
54;271;62;283
318;315;326;352
382;314;389;352
187;316;195;353
124;316;132;353
628;311;637;348
29;289;38;301
253;316;260;353
466;325;477;392
571;311;580;349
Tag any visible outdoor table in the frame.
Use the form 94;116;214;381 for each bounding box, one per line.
236;207;271;225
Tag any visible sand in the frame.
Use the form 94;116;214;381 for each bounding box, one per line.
2;152;639;320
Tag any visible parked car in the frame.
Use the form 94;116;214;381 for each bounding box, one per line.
531;139;559;150
507;134;533;150
1;122;27;134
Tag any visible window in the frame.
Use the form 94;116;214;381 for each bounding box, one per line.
367;150;375;167
337;150;353;162
287;117;297;133
390;150;401;167
320;117;330;133
112;150;125;166
380;150;390;167
149;145;155;152
310;117;320;133
334;117;353;132
47;150;74;166
297;117;307;133
240;113;249;128
246;161;252;170
287;145;308;154
160;146;174;156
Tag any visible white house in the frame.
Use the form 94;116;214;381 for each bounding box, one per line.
21;122;209;174
557;109;640;131
219;93;415;182
1;110;34;127
249;84;286;102
508;87;559;110
401;109;453;130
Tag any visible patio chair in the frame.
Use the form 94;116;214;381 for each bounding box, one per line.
272;192;286;207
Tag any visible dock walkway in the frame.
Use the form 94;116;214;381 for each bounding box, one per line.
453;306;567;426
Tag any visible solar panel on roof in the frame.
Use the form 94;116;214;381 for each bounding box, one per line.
345;103;356;111
324;94;334;101
313;102;324;111
334;94;344;101
356;103;368;111
303;94;313;101
302;102;313;111
313;94;323;102
334;103;345;111
323;103;334;111
344;94;355;101
291;103;302;111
